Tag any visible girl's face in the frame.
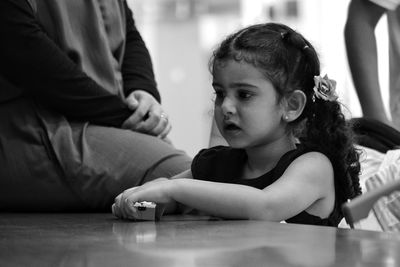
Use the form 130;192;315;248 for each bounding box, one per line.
212;59;288;149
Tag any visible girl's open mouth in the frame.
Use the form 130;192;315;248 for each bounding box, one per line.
224;123;241;131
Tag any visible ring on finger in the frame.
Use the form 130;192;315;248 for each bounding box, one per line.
160;112;168;123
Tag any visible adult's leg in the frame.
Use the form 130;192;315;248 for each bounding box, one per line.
0;99;191;211
59;123;192;210
0;99;87;211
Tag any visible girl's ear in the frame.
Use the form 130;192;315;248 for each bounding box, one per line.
282;90;306;122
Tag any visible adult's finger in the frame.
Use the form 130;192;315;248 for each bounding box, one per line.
158;122;172;139
149;112;170;137
125;93;139;110
122;102;151;130
134;110;162;134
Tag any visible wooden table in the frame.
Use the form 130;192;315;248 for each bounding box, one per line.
0;213;399;267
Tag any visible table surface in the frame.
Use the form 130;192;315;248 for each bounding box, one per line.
0;213;399;267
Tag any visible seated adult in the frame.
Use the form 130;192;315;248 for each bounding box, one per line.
0;0;191;211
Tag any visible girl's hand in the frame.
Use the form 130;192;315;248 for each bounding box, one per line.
112;178;174;220
122;90;171;139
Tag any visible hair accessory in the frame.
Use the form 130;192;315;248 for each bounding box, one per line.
312;74;338;102
303;45;309;50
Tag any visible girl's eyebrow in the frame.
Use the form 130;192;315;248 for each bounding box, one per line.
212;81;258;88
230;82;258;89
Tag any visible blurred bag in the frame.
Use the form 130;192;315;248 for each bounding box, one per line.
351;117;400;153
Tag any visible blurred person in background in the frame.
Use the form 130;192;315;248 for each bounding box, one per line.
0;0;191;211
345;0;400;129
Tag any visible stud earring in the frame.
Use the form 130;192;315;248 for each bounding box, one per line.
284;115;289;121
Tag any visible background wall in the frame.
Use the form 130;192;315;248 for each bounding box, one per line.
127;0;389;157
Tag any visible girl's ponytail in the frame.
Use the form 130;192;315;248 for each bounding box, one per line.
302;96;362;205
283;27;362;205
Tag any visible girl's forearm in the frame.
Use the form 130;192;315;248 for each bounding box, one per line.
168;179;278;221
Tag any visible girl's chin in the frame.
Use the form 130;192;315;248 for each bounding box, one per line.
228;144;246;149
222;130;249;147
224;139;247;148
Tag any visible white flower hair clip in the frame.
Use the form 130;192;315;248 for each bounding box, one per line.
312;74;338;102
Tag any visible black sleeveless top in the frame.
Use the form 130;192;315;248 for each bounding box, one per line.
191;145;342;226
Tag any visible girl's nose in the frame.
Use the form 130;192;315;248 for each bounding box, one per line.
221;97;235;116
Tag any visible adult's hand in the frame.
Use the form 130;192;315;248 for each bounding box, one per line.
122;90;171;138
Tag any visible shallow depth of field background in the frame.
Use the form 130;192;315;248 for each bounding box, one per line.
128;0;390;157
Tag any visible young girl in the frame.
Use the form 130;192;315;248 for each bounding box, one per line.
112;22;361;226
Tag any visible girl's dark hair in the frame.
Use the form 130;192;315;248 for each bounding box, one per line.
209;23;361;212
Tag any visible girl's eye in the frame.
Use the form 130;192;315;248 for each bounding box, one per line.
214;91;223;98
213;90;225;104
238;91;253;100
214;90;225;100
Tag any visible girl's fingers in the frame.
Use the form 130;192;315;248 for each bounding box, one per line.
120;187;139;202
112;202;127;219
125;200;143;221
113;194;123;216
113;187;136;219
121;187;145;219
111;203;118;217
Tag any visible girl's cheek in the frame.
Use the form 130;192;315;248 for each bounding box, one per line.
214;106;222;117
214;114;222;125
214;111;224;126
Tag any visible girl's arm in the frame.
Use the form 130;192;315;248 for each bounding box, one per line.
114;152;335;221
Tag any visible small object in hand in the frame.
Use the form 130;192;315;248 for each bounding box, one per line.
132;201;158;221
